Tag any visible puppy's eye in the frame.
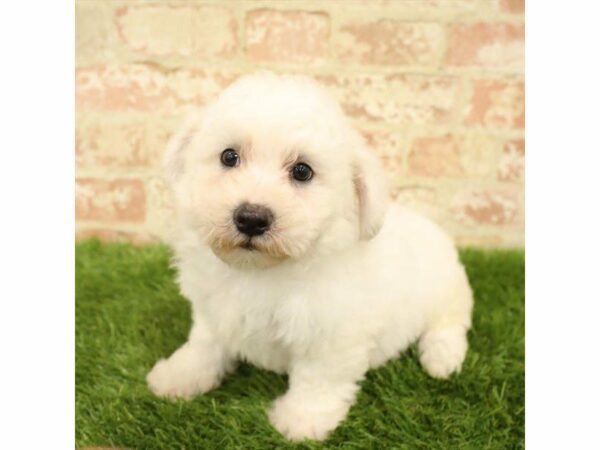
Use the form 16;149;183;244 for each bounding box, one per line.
291;163;313;182
220;149;240;167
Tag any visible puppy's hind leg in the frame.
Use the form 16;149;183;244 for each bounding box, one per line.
419;269;473;379
147;314;233;400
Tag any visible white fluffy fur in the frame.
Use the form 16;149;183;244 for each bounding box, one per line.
147;73;473;441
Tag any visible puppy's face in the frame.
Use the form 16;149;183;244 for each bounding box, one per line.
166;74;389;269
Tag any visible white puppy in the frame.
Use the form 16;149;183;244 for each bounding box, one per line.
147;73;473;441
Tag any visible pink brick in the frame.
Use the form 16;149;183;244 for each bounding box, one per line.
334;20;443;66
466;80;525;129
498;139;525;181
75;65;239;113
451;189;520;226
116;5;237;57
446;23;524;70
76;178;146;223
318;73;459;125
501;0;525;13
408;133;496;178
408;135;461;177
245;9;329;63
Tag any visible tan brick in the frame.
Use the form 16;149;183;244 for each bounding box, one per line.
334;20;443;67
76;2;115;62
451;189;520;226
327;0;495;16
76;178;146;223
501;0;525;13
360;129;405;179
430;0;494;11
76;65;238;113
245;9;329;63
395;185;443;221
76;229;156;245
145;176;176;241
466;80;524;129
318;73;459;125
446;23;524;70
408;133;495;178
76;117;176;169
454;234;504;248
455;133;498;178
498;139;524;181
116;5;237;57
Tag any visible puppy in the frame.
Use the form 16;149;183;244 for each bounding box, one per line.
147;73;473;441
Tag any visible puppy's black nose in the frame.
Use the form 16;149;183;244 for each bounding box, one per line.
233;203;274;237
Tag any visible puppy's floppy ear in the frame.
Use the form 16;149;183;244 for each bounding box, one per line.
353;143;390;240
164;110;203;186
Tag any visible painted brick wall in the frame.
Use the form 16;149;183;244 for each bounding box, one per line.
75;0;525;247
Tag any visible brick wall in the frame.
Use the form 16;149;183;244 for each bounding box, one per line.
75;0;525;247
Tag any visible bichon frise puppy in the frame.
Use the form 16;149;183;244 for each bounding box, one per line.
147;73;473;441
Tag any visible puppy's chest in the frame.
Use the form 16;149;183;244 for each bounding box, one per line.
234;308;291;373
209;290;320;374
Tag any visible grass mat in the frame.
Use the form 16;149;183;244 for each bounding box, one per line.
76;240;524;449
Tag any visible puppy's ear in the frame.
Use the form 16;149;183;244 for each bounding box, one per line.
164;110;203;186
353;144;390;240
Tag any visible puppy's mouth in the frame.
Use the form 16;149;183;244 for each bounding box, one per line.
206;226;296;266
208;233;290;269
234;235;289;260
240;239;256;251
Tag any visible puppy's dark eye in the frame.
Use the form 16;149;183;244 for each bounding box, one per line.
220;149;239;167
291;163;313;182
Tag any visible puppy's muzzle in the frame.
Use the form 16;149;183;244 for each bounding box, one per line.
233;203;274;237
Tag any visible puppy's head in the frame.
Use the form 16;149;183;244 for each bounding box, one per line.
165;73;389;269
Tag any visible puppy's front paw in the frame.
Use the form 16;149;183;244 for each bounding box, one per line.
147;345;221;400
419;326;468;379
147;358;197;400
268;394;347;441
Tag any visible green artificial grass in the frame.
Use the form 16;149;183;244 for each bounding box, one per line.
76;240;524;449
